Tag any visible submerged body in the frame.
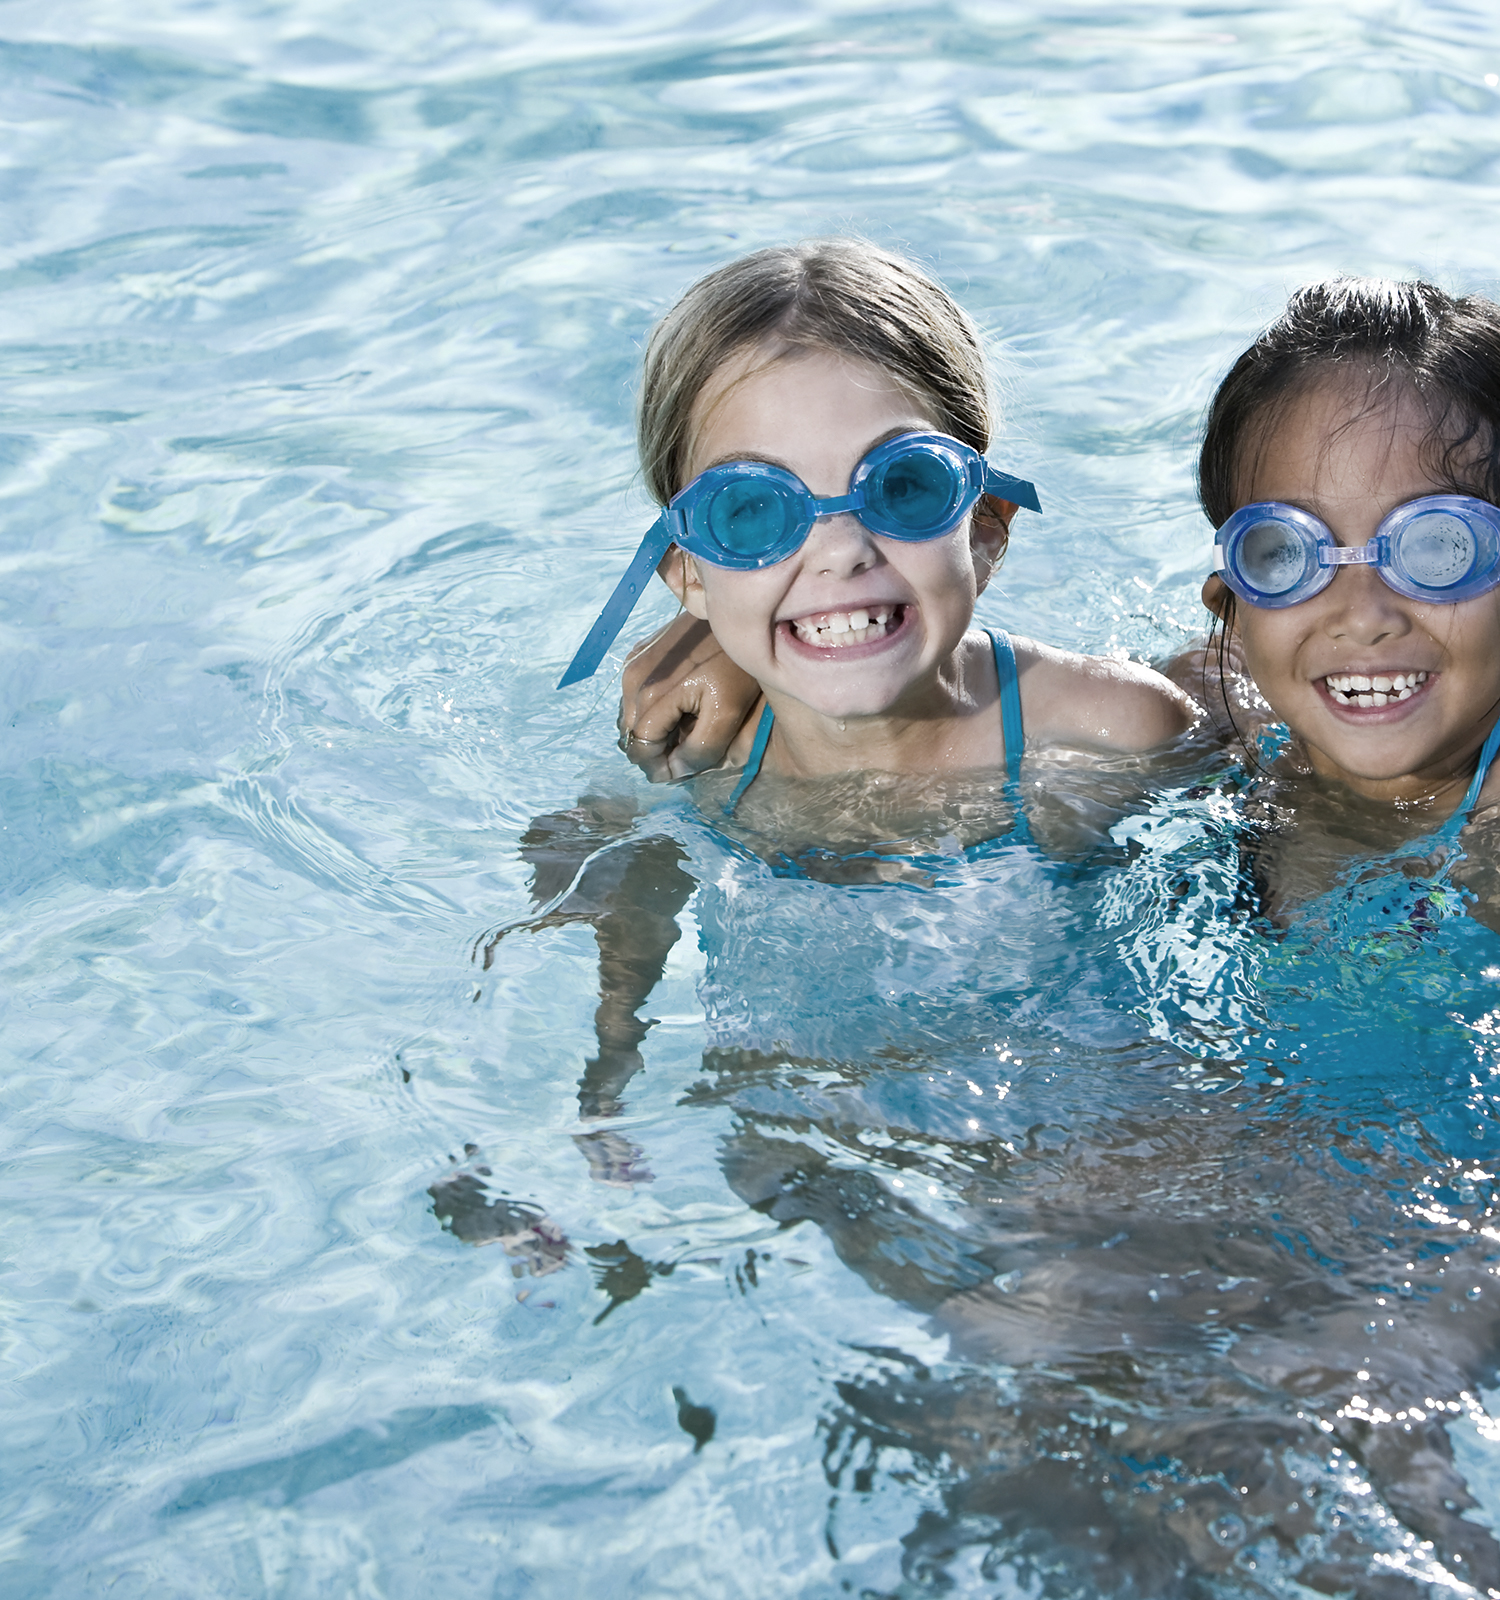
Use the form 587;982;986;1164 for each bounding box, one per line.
482;766;1500;1594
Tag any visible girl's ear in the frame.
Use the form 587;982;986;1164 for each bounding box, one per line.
1201;573;1235;623
970;496;1014;595
657;545;711;619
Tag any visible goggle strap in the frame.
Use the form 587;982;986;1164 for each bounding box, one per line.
556;511;680;689
982;466;1041;515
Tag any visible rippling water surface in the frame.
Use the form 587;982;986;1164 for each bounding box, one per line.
7;2;1500;1594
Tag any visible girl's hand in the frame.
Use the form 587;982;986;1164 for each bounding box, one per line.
617;615;762;781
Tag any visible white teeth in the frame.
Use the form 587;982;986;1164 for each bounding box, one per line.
791;606;897;648
1324;669;1429;706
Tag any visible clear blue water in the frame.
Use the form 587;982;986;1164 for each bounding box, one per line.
7;2;1500;1594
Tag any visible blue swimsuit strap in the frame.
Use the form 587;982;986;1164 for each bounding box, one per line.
722;629;1024;816
724;700;775;814
1450;714;1500;830
986;627;1025;781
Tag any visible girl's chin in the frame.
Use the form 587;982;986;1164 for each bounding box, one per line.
771;674;933;724
1301;734;1457;795
769;683;907;720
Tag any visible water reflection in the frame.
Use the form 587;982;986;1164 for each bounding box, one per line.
470;762;1500;1593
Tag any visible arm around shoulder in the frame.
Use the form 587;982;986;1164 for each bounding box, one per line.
617;613;763;781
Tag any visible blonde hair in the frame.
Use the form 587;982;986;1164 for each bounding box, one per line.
638;238;995;504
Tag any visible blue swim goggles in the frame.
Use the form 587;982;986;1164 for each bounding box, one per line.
557;431;1040;688
1214;495;1500;610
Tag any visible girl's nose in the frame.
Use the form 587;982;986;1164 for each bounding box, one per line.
801;511;881;577
1321;563;1413;644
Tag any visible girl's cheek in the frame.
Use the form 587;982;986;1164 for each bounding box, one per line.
1444;596;1500;653
1230;615;1290;703
705;573;778;639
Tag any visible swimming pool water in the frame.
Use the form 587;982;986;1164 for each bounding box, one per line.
5;1;1500;1594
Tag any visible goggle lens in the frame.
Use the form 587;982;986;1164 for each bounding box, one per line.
1238;518;1311;596
705;477;798;558
674;432;998;569
1396;509;1475;589
867;448;962;535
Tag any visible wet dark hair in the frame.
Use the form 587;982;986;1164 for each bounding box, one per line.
1198;277;1500;528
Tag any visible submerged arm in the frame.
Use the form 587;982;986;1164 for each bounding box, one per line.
482;804;697;1125
578;833;696;1118
1452;803;1500;933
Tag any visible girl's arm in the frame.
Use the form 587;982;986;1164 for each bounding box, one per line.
479;804;698;1181
616;618;1203;779
614;619;1236;780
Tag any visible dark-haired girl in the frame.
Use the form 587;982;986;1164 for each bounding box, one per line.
1194;278;1500;915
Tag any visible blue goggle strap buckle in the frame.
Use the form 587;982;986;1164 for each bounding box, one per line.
556;509;684;689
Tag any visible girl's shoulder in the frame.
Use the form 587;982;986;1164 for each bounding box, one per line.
1007;634;1198;753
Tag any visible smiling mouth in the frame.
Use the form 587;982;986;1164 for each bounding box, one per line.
1323;670;1429;709
788;604;904;649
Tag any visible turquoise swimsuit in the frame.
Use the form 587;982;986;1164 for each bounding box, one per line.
1447;715;1500;833
1236;711;1500;942
724;626;1025;814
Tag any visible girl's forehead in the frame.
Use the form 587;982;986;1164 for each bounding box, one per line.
685;345;936;473
1243;378;1443;510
